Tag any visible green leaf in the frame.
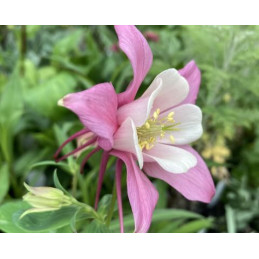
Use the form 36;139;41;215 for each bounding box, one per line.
0;74;23;125
14;149;49;177
0;74;23;163
22;59;37;87
70;208;82;233
226;205;236;233
55;224;73;233
97;194;112;218
31;160;70;173
109;209;203;232
152;209;203;221
38;66;57;82
84;220;112;233
0;201;33;233
26;25;41;38
52;29;84;57
25;72;77;119
172;218;214;233
156;219;186;233
53;170;72;196
0;164;9;203
0;199;97;233
17;205;78;232
154;181;168;209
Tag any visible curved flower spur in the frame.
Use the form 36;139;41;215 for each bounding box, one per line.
54;25;215;233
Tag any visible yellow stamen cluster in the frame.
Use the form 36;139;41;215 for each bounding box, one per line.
137;108;180;151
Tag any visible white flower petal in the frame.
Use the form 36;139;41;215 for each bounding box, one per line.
143;143;197;174
142;69;189;113
159;104;203;145
113;117;143;168
117;78;162;127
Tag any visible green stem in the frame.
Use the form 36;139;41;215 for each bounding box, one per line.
73;200;103;223
8;163;20;197
72;172;78;197
84;204;103;222
20;25;26;76
78;173;89;204
105;183;117;227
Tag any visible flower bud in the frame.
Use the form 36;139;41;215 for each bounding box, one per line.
20;183;74;218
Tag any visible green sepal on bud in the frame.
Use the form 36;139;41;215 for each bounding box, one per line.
20;183;75;219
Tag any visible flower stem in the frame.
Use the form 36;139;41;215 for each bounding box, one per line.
73;200;103;223
105;182;117;227
72;173;78;197
20;25;26;76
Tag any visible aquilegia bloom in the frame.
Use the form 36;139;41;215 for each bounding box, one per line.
55;25;215;233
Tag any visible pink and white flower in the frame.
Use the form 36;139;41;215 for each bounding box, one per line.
55;25;215;233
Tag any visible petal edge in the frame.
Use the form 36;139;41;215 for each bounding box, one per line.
115;25;153;106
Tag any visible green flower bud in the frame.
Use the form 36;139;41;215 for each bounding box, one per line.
20;183;74;218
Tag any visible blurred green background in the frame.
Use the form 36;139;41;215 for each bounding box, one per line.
0;25;258;233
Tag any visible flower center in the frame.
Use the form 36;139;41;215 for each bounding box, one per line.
136;108;180;151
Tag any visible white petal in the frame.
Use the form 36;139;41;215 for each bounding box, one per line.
159;104;203;145
113;118;143;168
117;78;162;127
142;69;189;113
143;143;197;174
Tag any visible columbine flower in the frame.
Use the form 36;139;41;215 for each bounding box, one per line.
55;26;215;233
21;183;74;218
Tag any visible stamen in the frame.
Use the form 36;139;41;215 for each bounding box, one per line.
137;108;179;151
168;112;174;118
153;108;160;120
145;122;150;129
146;144;154;150
170;135;175;144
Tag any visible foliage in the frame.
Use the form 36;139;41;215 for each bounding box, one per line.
0;25;258;233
